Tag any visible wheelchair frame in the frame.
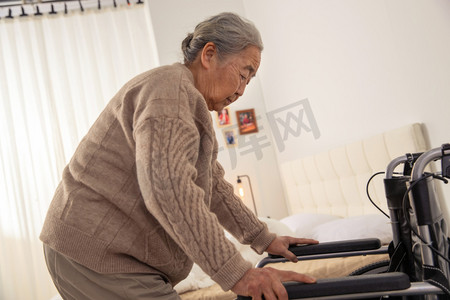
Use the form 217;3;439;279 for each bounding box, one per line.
238;144;450;300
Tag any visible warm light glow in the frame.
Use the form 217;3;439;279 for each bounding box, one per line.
238;186;245;198
237;179;245;198
236;175;258;216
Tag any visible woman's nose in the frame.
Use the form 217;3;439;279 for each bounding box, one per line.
236;81;246;96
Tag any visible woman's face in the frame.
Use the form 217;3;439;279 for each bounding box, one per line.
202;45;261;111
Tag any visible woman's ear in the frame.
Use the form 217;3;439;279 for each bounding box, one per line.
200;42;217;69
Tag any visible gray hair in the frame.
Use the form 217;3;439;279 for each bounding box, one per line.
181;12;263;65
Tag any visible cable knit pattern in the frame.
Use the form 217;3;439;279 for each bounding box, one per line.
40;63;275;291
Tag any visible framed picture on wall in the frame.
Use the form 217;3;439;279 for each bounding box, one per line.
236;109;258;135
223;129;237;148
216;107;232;127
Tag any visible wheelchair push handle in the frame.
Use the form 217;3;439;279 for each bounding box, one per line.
385;152;423;179
411;143;450;181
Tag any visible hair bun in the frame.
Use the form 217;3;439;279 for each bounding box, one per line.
182;33;194;51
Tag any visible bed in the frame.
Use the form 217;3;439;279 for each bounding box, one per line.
177;123;429;299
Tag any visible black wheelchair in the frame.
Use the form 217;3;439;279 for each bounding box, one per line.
238;144;450;299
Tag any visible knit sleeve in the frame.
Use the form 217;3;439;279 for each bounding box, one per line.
210;161;276;255
134;117;251;291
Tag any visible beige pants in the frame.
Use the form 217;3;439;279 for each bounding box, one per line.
43;244;180;300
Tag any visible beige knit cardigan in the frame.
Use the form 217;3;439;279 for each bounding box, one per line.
40;63;276;291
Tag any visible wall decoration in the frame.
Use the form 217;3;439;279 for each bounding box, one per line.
223;129;237;148
216;107;231;127
236;108;258;134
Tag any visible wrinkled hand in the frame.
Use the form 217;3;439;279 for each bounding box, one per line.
266;236;319;263
231;267;316;300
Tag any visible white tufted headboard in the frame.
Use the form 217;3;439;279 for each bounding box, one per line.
280;123;429;217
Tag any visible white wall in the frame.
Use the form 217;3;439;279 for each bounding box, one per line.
244;0;450;160
147;0;288;219
243;0;450;212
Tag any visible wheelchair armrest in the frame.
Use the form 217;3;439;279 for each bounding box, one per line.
269;238;382;259
237;272;411;299
257;238;386;268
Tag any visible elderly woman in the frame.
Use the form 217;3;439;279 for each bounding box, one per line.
40;12;317;300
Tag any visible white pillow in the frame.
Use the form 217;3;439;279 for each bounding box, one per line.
280;213;342;238
259;216;295;237
310;214;392;244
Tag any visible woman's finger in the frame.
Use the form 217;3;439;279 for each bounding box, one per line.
289;237;319;245
271;277;289;300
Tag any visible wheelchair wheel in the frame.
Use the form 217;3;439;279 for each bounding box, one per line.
349;259;390;276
